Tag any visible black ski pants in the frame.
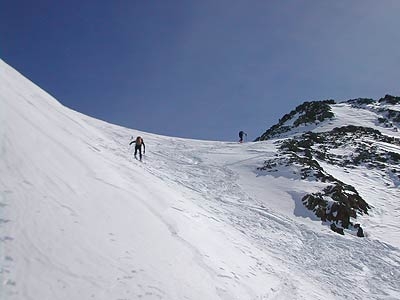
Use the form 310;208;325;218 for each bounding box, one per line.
134;145;143;160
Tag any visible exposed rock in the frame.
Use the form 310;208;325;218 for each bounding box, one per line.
257;96;400;236
379;94;400;105
256;100;335;141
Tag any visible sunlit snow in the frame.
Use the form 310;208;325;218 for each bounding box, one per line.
1;60;399;300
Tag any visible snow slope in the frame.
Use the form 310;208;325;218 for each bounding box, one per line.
317;103;400;138
1;60;399;300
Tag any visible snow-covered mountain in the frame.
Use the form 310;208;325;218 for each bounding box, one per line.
256;97;400;238
1;60;399;300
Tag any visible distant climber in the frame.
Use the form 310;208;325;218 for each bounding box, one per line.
238;131;247;143
130;136;146;160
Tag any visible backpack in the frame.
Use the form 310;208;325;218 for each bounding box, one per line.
136;136;142;146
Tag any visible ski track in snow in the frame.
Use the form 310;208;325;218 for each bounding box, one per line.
94;121;400;300
1;60;400;299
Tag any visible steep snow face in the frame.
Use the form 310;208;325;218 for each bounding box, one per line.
1;60;400;300
316;103;400;138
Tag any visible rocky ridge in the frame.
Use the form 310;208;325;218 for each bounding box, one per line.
257;95;400;236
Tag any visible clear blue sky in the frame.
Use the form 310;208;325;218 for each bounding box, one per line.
2;1;400;141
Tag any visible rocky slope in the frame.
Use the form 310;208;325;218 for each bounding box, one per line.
256;95;400;236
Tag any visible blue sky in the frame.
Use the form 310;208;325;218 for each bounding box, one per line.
2;1;400;141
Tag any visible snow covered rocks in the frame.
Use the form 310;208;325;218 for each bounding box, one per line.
302;183;369;236
257;98;400;236
1;60;400;300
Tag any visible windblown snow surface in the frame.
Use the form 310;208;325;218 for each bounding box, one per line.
1;60;399;300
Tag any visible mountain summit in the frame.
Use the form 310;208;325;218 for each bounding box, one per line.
256;97;400;237
1;60;399;300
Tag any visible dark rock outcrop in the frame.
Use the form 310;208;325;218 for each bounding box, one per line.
256;100;335;141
